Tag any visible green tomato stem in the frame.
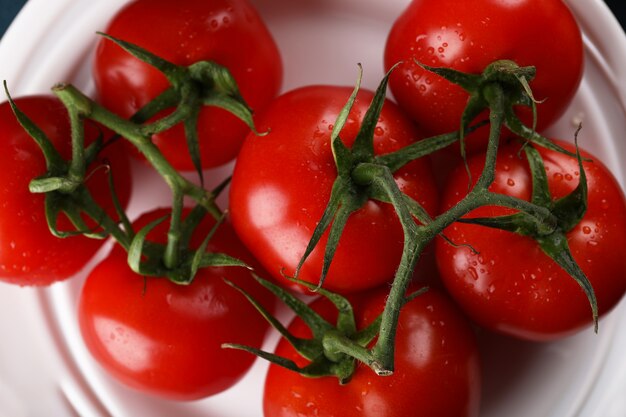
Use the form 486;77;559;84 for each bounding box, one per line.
51;83;222;220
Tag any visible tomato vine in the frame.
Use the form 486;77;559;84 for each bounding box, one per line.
2;24;610;384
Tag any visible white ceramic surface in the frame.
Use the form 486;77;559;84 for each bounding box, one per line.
0;0;625;416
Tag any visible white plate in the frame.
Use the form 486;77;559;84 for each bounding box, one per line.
1;0;626;416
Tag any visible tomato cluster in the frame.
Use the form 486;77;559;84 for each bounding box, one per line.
2;0;626;416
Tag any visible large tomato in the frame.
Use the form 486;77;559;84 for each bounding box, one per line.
384;0;583;153
435;140;626;340
0;95;131;286
229;85;439;293
93;0;283;170
263;287;481;417
78;208;276;400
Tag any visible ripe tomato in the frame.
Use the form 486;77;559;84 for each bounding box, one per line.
263;287;481;417
78;208;276;400
436;140;626;340
0;96;131;286
93;0;283;170
384;0;583;153
229;85;439;293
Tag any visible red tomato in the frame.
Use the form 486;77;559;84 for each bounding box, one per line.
93;0;283;170
78;208;276;400
229;85;439;293
0;96;131;286
263;287;481;417
384;0;583;153
435;140;626;340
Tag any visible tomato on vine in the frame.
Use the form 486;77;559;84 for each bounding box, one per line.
436;139;626;340
0;96;131;286
384;0;583;154
93;0;283;170
262;286;481;417
78;208;276;400
229;84;439;294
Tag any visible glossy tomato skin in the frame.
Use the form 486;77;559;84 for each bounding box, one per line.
93;0;283;170
229;86;439;293
384;0;583;153
436;140;626;340
0;96;131;286
263;288;481;417
79;208;276;400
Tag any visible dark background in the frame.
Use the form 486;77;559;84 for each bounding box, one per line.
0;0;27;36
0;1;625;36
606;0;626;28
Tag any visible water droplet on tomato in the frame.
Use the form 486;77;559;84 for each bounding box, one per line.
553;172;564;182
588;240;598;247
468;267;479;280
374;126;384;136
427;47;435;55
582;226;592;235
507;178;515;187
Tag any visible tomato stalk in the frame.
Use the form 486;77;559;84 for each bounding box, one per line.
6;34;261;284
371;66;596;373
237;60;596;381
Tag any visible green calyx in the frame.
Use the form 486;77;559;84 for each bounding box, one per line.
224;275;417;384
127;206;250;285
293;64;474;291
458;131;598;331
4;82;122;241
417;58;578;160
98;33;261;185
